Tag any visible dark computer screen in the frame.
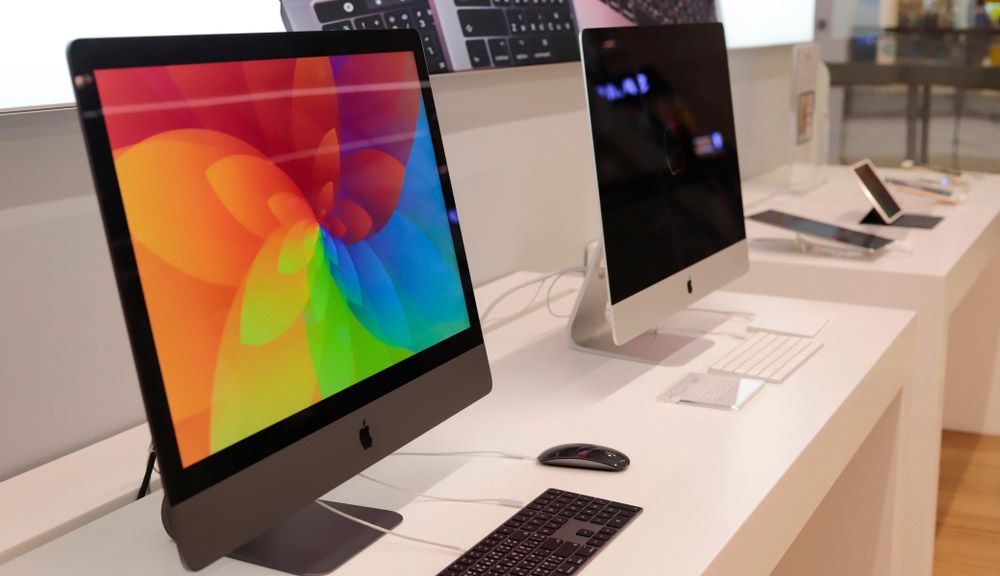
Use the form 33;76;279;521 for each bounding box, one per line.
582;24;745;304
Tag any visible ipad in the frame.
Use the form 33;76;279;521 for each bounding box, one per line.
851;159;903;224
885;177;960;204
749;210;894;251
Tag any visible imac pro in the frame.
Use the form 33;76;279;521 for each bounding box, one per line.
68;30;491;573
570;23;749;359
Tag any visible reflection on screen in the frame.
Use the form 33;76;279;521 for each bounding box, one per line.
94;53;470;467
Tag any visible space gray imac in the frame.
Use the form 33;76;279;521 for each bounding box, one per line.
69;31;490;574
570;23;748;362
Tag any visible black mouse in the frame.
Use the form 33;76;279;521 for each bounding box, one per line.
537;444;630;471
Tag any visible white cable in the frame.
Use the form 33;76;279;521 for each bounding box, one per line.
392;450;534;460
359;473;525;509
545;269;576;319
479;267;586;324
315;500;464;554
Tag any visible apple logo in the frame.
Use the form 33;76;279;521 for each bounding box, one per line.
359;420;373;450
686;277;693;294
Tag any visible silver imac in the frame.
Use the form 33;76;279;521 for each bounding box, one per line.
570;23;749;362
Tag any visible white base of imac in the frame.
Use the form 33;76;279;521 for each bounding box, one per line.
567;240;749;364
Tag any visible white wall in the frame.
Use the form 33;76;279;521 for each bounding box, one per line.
432;45;795;282
0;46;796;480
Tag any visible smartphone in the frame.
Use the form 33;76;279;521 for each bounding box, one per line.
851;159;904;224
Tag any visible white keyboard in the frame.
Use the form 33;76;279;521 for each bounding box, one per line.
709;332;823;383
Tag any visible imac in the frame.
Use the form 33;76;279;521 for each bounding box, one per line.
570;23;749;362
68;30;491;573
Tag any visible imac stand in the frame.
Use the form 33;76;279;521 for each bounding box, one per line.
567;243;708;365
163;497;402;575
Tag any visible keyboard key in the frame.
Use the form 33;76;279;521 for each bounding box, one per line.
458;9;509;36
355;14;385;28
528;38;554;63
539;538;562;551
419;29;444;58
576;545;597;557
511;38;532;64
411;6;433;27
322;20;355;30
315;0;372;21
385;8;412;28
606;515;627;528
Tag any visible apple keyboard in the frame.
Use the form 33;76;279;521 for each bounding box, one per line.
708;332;822;383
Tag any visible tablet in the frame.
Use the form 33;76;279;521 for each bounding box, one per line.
851;159;903;224
885;177;960;204
749;210;894;251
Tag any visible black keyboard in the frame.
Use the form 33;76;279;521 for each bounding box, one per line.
596;0;715;25
312;0;451;73
438;488;642;576
455;0;579;69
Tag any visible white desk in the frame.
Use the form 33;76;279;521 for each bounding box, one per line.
729;165;1000;576
0;275;915;575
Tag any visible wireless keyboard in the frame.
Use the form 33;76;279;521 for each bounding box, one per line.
709;332;823;383
438;488;641;575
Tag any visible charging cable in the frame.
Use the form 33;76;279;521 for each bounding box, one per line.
315;501;465;554
359;473;525;509
393;450;534;460
479;267;586;326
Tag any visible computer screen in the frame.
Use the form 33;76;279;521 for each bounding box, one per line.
569;24;748;352
93;50;470;469
582;24;745;305
70;31;491;571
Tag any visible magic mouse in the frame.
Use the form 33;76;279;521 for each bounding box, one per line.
537;443;630;471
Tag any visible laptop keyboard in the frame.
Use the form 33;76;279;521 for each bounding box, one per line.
313;0;451;73
455;0;579;69
596;0;715;25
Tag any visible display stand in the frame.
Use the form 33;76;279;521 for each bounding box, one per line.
162;497;402;576
859;208;942;229
787;44;827;194
566;243;707;365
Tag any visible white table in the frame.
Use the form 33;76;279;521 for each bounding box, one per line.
0;274;916;576
729;165;1000;576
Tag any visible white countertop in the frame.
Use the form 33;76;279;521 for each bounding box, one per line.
0;273;916;576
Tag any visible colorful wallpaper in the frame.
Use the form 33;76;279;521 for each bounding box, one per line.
94;53;470;468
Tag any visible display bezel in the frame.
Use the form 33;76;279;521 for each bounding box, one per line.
68;30;484;505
